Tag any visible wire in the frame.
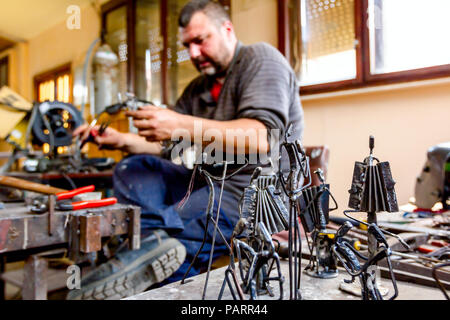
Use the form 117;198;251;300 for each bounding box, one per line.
61;172;77;190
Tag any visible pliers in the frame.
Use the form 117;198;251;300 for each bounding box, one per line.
80;121;110;149
30;185;117;213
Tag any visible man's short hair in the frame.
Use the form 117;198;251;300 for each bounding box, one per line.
179;0;230;28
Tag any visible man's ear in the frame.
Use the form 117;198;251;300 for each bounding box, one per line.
222;20;235;37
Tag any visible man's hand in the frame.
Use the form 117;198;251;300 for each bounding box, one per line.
73;124;127;150
126;105;185;142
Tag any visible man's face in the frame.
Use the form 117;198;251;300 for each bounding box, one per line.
181;12;235;77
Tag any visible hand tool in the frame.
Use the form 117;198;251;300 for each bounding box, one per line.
0;175;67;194
30;185;117;213
79;121;110;149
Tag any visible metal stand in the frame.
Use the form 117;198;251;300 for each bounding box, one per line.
180;156;248;300
277;125;311;300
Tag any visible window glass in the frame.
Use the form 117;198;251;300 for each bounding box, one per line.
167;0;198;105
105;5;128;98
36;71;70;103
369;0;450;74
135;0;162;104
299;0;357;86
135;0;197;106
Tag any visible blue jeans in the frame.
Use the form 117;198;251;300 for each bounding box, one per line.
113;155;240;283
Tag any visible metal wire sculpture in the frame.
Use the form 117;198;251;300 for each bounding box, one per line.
277;125;312;300
180;154;248;300
337;136;410;300
300;169;340;279
219;167;286;300
331;221;401;300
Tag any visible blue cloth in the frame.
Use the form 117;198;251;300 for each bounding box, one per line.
113;154;240;282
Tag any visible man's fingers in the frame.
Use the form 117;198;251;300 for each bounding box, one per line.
125;109;155;119
73;124;88;137
137;129;154;137
138;104;159;111
133;119;157;129
76;124;102;142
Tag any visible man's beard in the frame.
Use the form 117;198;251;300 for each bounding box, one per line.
193;46;230;77
194;57;223;76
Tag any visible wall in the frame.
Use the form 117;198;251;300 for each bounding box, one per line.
0;42;29;99
301;79;450;207
28;5;101;95
231;0;278;48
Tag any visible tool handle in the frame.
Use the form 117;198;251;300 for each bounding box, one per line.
0;175;67;194
70;197;117;210
56;185;95;200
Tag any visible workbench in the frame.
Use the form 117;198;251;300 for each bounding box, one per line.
126;260;446;300
0;202;140;300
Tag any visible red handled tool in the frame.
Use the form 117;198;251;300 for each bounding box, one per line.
56;185;95;200
79;121;110;149
57;197;117;211
31;185;117;213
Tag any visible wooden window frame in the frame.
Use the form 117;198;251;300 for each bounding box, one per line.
278;0;450;95
0;56;8;87
34;63;72;103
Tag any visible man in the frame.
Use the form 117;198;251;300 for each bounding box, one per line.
70;0;304;300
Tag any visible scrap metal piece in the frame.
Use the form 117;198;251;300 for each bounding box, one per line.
68;215;81;262
79;213;101;253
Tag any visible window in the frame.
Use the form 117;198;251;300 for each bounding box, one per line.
280;0;450;94
299;0;357;86
101;0;230;106
368;0;450;75
0;56;8;88
34;64;71;103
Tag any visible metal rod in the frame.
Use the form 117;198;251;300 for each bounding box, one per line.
202;162;228;300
